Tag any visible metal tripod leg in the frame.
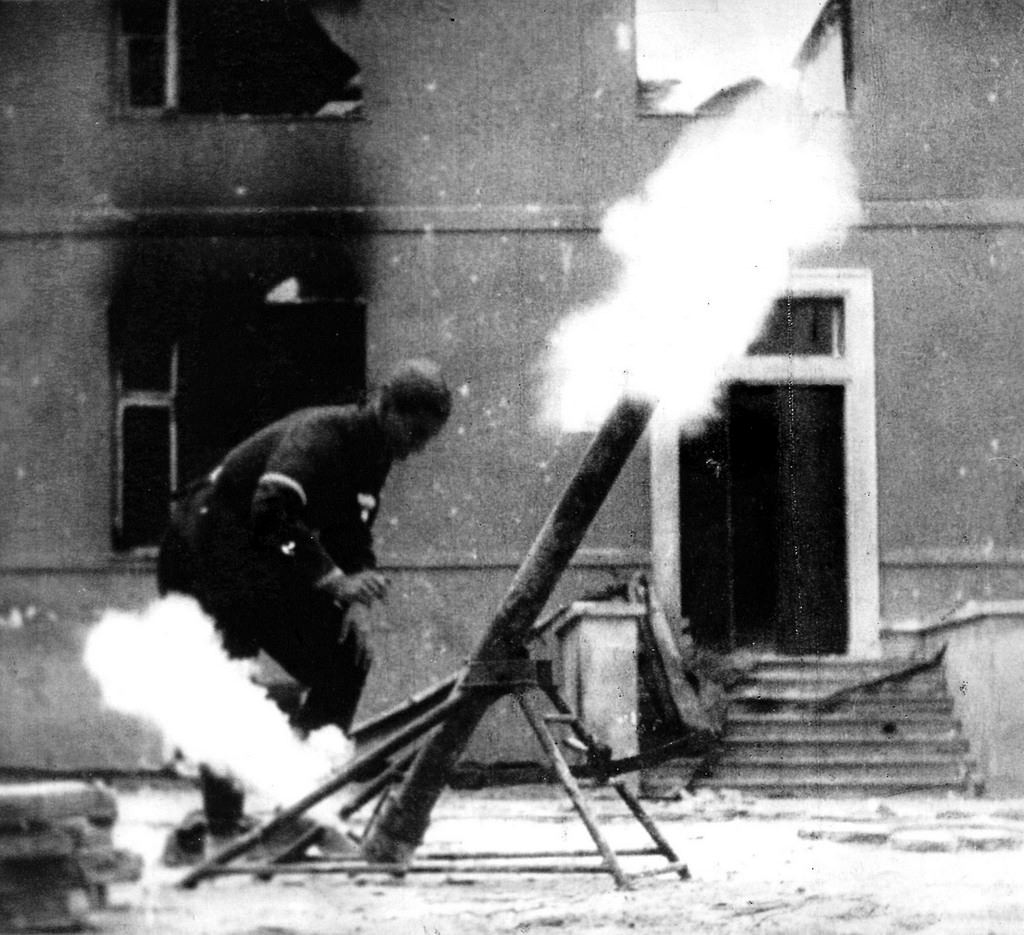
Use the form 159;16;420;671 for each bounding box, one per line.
536;678;609;757
538;679;689;880
179;693;465;889
516;691;633;890
609;780;689;879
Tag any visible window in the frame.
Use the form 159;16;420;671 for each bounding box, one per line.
636;0;851;116
118;0;363;117
111;271;366;552
747;295;844;357
114;344;178;550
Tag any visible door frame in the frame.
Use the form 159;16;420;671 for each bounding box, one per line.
649;268;880;657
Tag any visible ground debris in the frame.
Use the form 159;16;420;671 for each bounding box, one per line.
797;816;1024;853
798;822;893;845
826;897;882;921
956;827;1023;851
892;913;942;931
728;898;795;916
889;828;958;852
87;786;1024;935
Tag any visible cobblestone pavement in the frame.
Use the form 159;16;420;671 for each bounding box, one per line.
91;782;1024;934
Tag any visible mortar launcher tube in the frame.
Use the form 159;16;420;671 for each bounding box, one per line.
360;394;656;864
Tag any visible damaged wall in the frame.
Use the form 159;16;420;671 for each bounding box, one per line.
0;0;654;769
4;0;1024;770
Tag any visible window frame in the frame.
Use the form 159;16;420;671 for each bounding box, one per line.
112;342;178;557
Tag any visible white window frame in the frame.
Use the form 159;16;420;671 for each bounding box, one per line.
115;0;179;112
113;342;179;556
649;268;880;657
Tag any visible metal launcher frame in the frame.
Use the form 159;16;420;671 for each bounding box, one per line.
180;396;691;890
180;655;690;889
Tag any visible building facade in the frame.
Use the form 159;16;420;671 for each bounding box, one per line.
3;0;1024;784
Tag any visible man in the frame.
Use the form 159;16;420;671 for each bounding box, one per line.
158;358;452;846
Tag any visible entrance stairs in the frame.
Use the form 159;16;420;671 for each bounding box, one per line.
692;656;977;797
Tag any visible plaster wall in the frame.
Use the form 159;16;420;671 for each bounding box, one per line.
831;227;1024;623
0;228;650;769
6;1;1024;217
0;240;116;565
905;610;1024;795
5;0;1024;769
853;0;1024;201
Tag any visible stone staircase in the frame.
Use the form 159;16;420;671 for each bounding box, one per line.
691;656;977;797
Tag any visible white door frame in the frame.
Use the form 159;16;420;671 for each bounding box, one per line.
649;268;880;657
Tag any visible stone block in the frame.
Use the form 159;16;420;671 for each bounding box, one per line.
889;829;958;852
556;601;642;765
0;782;117;828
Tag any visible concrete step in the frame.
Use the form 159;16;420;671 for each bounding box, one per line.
745;656;942;680
719;739;969;762
696;775;968;798
730;681;947;702
729;693;955;713
685;654;974;798
727;707;959;726
708;749;962;782
725;721;962;742
737;669;946;692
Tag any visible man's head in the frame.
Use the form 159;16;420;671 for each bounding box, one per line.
376;358;452;459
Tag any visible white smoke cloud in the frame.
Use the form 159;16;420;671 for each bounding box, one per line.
84;595;351;823
544;85;861;432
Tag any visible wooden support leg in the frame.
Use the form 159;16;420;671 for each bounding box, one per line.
338;747;420;823
360;397;655;864
609;780;690;880
538;681;610;758
516;692;633;890
179;693;465;889
540;679;689;881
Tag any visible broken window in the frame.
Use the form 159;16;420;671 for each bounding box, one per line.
111;266;366;552
747;296;845;357
118;0;363;117
636;0;850;116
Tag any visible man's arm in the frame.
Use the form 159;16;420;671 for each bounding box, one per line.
250;415;388;606
250;474;336;584
318;491;378;573
251;476;388;606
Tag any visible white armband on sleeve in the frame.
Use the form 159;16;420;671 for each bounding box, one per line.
257;472;308;506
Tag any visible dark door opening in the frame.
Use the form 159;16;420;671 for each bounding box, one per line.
678;383;848;655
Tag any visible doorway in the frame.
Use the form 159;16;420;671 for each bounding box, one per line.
649;270;879;657
678;383;848;655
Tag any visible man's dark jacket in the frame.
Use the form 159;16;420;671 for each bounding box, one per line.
159;404;392;657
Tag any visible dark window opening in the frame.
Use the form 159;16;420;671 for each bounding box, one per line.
111;275;366;551
121;407;173;550
119;0;363;117
126;35;166;108
175;289;366;485
748;295;844;357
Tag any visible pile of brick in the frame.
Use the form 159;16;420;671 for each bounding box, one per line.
0;781;142;932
